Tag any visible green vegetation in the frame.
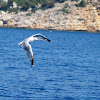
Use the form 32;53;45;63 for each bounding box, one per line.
40;1;55;10
0;0;87;13
61;8;70;13
26;12;32;16
56;0;67;3
64;3;69;8
75;0;87;7
60;3;70;14
0;2;8;11
0;0;69;12
71;0;79;1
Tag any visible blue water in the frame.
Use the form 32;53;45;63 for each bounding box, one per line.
0;28;100;100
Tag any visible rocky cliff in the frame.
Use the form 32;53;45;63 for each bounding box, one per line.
0;1;100;32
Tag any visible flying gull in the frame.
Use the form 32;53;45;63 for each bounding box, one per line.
18;34;50;66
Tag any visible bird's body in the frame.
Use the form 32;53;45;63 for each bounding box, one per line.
18;34;50;66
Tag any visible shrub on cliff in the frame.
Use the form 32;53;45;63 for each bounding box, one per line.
56;0;67;3
21;1;32;11
0;0;2;3
71;0;79;2
8;0;13;7
75;0;86;7
60;3;70;14
0;3;8;11
41;1;55;10
0;0;88;12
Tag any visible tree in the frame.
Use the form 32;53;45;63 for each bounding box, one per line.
56;0;66;3
21;0;32;11
8;0;13;7
0;2;8;10
75;0;86;7
41;0;55;10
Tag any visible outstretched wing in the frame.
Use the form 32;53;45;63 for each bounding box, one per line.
33;34;50;42
18;33;50;66
22;43;34;66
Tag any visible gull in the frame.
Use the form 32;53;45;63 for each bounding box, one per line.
18;34;50;66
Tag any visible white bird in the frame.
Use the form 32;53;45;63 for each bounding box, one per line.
18;34;50;66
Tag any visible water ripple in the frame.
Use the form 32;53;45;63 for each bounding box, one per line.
0;28;100;99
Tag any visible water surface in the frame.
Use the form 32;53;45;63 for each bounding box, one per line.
0;28;100;100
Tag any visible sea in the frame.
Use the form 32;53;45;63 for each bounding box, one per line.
0;28;100;100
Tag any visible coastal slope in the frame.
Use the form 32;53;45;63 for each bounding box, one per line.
0;0;100;32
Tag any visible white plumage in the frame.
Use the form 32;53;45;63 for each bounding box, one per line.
18;34;50;66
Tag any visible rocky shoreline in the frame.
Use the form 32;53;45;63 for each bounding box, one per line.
0;2;100;32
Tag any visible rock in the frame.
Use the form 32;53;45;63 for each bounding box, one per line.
13;2;17;8
0;11;6;15
0;21;3;26
0;1;100;32
2;0;8;3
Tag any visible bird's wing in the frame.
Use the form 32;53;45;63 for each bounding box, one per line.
18;36;36;46
33;34;50;42
22;42;34;66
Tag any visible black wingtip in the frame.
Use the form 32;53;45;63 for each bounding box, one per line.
31;58;34;66
47;39;50;42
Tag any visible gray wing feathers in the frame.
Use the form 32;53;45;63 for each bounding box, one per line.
33;34;50;42
22;43;33;66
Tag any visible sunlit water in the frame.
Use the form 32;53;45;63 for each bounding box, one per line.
0;28;100;100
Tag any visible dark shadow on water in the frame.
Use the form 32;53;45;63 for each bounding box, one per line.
54;96;76;100
63;97;77;100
